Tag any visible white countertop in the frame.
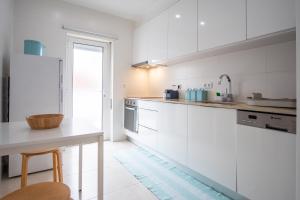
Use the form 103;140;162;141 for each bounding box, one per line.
0;118;104;200
0;118;103;152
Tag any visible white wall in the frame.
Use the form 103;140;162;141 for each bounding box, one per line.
13;0;134;141
147;41;296;101
125;68;150;97
0;0;14;121
296;0;300;198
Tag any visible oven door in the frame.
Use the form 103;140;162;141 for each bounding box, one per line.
124;106;138;133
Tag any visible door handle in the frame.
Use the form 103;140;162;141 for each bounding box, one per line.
125;107;136;111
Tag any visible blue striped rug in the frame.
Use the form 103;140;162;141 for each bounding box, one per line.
114;147;232;200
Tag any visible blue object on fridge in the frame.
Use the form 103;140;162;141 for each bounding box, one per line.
24;40;45;56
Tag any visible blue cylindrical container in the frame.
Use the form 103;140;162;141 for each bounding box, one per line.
203;90;208;101
196;89;208;102
24;40;44;56
185;89;191;100
196;89;203;102
190;89;197;101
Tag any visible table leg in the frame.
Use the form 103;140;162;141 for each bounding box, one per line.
0;157;2;181
79;144;83;191
98;135;103;200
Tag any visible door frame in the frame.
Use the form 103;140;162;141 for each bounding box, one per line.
66;36;112;140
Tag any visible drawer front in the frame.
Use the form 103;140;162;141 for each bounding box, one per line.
138;100;159;111
139;108;158;130
139;125;158;150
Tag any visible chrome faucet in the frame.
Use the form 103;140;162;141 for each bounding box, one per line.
218;74;233;102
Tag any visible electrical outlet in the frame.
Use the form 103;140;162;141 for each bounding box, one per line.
207;82;213;89
204;82;213;89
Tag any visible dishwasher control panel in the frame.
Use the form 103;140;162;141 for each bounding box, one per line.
237;110;296;134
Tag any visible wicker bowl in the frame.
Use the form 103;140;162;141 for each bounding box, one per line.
26;114;64;130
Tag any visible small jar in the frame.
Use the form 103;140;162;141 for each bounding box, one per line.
185;89;191;100
190;89;197;101
196;89;203;102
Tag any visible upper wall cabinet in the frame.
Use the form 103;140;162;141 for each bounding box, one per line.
198;0;246;51
132;23;149;64
247;0;296;39
132;0;296;65
167;0;198;59
147;11;168;64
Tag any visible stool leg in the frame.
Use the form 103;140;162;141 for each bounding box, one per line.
53;152;58;182
21;155;28;188
56;150;63;183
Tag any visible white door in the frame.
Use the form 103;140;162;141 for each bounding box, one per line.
9;54;62;177
157;103;188;165
132;24;149;64
187;106;237;191
147;10;168;64
167;0;198;59
237;125;296;200
198;0;246;51
67;37;111;140
247;0;296;38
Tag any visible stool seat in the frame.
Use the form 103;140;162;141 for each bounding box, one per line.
0;182;71;200
21;149;58;156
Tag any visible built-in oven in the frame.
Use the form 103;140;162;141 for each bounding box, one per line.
124;99;138;133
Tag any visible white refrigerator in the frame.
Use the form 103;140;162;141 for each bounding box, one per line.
9;54;63;177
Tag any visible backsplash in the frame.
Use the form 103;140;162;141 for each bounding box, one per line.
147;41;296;102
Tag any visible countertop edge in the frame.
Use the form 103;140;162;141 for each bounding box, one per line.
126;97;297;116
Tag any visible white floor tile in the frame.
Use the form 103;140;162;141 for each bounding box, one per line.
104;183;157;200
0;141;157;200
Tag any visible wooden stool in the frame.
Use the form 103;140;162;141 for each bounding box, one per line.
21;149;63;188
0;182;71;200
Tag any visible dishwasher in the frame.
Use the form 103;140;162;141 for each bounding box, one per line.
236;110;296;200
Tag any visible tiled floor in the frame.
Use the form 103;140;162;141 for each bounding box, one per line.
0;141;158;200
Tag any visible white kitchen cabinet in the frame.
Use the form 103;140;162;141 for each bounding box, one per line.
198;0;246;51
139;108;158;131
138;100;159;111
187;106;237;191
157;103;188;165
237;125;296;200
147;11;168;64
138;125;158;150
247;0;296;39
132;23;149;64
167;0;198;59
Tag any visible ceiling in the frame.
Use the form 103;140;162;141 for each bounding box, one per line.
62;0;179;23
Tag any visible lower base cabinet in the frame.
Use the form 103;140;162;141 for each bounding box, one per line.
157;103;188;165
138;125;158;150
187;106;237;191
237;125;296;200
126;101;296;199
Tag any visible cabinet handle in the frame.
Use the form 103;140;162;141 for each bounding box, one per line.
265;124;288;132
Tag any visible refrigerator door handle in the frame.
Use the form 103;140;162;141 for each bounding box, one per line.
59;59;64;113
